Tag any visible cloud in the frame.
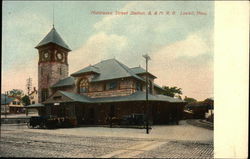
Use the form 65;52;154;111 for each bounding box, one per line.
68;32;128;73
151;30;212;64
149;30;213;100
2;11;50;92
94;2;141;31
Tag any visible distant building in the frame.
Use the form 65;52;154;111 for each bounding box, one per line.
1;94;24;114
27;26;187;125
29;87;38;105
185;98;214;120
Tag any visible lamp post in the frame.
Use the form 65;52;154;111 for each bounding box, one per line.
143;54;151;134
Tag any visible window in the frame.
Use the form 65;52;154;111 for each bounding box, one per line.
12;101;17;105
136;81;142;91
41;89;49;102
58;67;62;75
32;101;35;104
106;81;118;90
17;102;20;105
79;79;89;93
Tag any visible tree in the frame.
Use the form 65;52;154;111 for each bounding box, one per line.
8;89;24;98
21;95;30;106
184;96;197;103
176;95;182;100
162;86;182;97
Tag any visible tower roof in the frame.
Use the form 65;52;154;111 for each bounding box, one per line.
35;27;71;51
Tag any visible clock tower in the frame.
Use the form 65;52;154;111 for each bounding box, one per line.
35;26;71;103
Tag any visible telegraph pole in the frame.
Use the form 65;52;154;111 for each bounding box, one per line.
143;54;151;134
26;77;32;95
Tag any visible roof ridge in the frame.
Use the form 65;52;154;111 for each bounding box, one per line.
114;59;145;81
114;59;133;76
100;58;116;63
90;65;99;69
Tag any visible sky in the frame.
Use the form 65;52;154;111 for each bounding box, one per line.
2;1;214;101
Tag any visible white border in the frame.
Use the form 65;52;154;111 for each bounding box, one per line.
214;1;249;158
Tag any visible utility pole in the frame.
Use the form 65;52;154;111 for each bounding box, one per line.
26;77;32;95
143;54;151;134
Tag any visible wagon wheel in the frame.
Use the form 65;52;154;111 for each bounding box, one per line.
27;121;33;129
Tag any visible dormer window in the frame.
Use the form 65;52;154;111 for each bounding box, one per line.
79;78;89;94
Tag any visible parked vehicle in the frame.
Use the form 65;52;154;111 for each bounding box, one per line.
27;116;77;129
121;114;146;125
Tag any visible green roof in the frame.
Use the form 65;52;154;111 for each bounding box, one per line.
71;59;145;82
130;66;156;78
93;91;185;103
52;59;165;89
71;65;100;77
51;77;75;88
44;90;185;104
35;27;71;51
59;91;92;103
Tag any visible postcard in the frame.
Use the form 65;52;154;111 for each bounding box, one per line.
1;1;248;158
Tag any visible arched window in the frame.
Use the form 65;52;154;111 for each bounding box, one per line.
79;78;89;94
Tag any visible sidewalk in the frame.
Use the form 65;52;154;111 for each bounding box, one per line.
3;120;213;142
1;113;38;119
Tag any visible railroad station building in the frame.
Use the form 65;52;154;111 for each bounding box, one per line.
27;26;186;125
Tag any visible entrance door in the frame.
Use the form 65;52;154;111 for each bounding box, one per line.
89;108;95;124
85;107;95;124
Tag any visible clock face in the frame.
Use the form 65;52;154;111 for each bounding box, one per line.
43;52;49;60
56;52;64;61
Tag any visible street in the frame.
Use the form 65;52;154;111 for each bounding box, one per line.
0;120;213;158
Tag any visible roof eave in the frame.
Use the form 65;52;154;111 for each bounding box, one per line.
51;84;75;88
35;42;71;52
71;71;100;77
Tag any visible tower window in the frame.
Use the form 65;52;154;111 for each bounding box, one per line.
41;89;49;102
79;78;89;94
58;67;62;75
41;68;43;76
